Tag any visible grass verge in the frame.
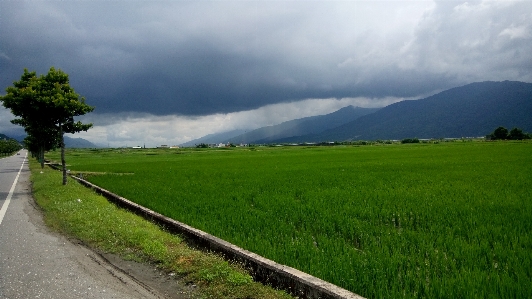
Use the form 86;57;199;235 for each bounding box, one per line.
29;158;293;299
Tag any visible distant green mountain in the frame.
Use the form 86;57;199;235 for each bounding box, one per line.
64;136;98;148
186;79;532;145
278;81;532;142
0;133;12;140
180;129;246;147
1;133;97;148
179;106;379;146
225;106;380;144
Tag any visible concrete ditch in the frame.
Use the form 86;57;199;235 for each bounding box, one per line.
68;174;365;299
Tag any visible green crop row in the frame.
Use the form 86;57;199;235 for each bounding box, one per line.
47;142;532;299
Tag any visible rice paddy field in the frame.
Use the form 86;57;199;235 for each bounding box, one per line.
47;141;532;298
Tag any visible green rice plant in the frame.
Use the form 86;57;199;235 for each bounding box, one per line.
47;142;532;299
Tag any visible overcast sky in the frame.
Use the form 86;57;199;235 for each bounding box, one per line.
1;0;531;147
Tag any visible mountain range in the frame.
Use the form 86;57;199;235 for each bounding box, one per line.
183;80;532;145
62;136;98;148
0;133;14;141
4;81;531;147
181;106;380;146
304;80;532;142
179;129;247;147
0;133;98;148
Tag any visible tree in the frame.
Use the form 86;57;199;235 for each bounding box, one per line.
0;67;94;185
1;69;58;166
401;138;420;144
0;138;21;156
22;122;61;166
508;127;527;140
490;126;509;140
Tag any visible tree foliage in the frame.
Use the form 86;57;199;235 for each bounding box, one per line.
489;126;530;140
196;143;209;148
401;138;420;144
491;126;509;140
0;138;22;156
0;67;94;184
508;127;528;140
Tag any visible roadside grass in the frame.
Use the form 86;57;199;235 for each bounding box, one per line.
29;158;293;299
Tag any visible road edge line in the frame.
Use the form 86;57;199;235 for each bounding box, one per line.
0;152;27;226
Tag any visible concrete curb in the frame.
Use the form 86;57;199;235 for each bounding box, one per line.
69;174;365;299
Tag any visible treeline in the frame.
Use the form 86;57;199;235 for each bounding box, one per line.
398;126;531;144
0;138;22;156
488;127;531;140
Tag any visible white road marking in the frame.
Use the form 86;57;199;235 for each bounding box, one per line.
0;152;27;226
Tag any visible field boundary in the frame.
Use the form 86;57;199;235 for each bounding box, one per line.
68;174;364;299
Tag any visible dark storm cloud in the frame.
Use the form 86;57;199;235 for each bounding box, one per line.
1;1;531;117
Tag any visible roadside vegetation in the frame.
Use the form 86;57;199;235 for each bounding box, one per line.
0;67;94;184
46;141;532;299
0;138;22;156
30;158;293;299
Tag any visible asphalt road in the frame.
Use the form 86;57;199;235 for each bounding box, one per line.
0;150;191;299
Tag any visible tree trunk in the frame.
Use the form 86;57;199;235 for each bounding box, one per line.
60;124;67;185
40;144;44;169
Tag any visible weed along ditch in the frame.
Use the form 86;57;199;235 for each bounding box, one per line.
44;142;532;299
